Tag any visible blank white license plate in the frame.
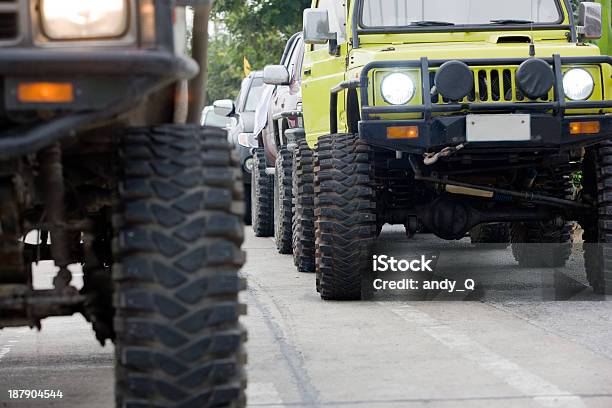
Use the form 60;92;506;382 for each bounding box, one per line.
466;114;531;142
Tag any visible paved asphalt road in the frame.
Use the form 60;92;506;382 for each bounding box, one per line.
1;226;611;407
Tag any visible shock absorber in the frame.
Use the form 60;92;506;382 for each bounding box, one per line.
38;143;76;295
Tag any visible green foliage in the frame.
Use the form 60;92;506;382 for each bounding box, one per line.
571;0;580;17
207;0;310;103
573;171;583;188
207;33;244;101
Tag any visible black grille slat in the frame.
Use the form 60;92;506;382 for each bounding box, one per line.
502;70;512;101
467;89;475;102
477;71;488;101
0;13;17;39
429;72;439;103
491;70;500;101
0;0;17;42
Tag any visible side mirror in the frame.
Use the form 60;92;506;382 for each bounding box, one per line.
263;65;290;85
213;99;235;117
303;8;335;45
577;2;602;40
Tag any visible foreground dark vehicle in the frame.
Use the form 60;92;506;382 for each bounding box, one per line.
0;1;246;406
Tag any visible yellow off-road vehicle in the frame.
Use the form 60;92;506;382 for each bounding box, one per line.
293;0;612;300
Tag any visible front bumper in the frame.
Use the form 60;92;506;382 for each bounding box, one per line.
352;55;612;154
0;48;198;160
359;114;612;153
2;49;198;111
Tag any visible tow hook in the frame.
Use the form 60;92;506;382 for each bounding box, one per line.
423;144;465;165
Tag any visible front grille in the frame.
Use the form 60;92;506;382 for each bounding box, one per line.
0;0;18;42
430;66;553;104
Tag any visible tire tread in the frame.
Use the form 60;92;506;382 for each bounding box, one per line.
114;124;246;408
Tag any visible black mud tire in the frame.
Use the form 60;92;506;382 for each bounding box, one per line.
113;125;247;408
314;134;377;300
510;165;573;268
583;142;612;295
292;139;316;272
274;149;293;254
470;223;510;249
244;183;252;226
251;148;274;237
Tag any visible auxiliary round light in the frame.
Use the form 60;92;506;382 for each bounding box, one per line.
516;59;554;100
434;60;474;102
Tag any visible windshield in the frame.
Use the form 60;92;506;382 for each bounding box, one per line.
244;77;265;112
361;0;562;28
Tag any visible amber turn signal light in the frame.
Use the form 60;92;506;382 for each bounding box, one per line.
17;82;74;104
387;126;419;139
570;121;600;135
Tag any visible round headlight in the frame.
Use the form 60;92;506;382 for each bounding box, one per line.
41;0;129;40
381;73;415;105
243;157;254;173
563;69;594;101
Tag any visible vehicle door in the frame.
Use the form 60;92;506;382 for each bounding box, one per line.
301;0;348;145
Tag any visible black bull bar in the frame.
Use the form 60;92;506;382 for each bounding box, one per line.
329;55;612;152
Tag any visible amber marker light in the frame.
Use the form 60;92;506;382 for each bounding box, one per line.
387;126;419;139
17;82;74;104
569;121;600;135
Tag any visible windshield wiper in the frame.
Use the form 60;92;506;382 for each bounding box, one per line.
490;19;534;24
410;20;455;27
